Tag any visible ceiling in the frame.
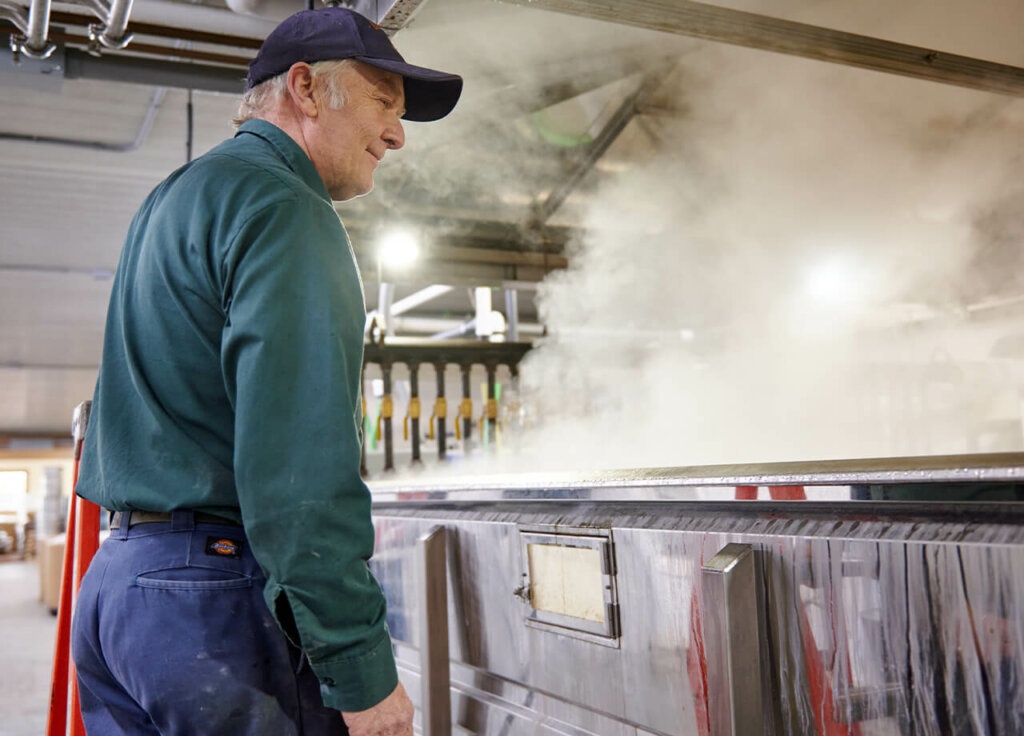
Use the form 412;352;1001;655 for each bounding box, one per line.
1;0;1023;436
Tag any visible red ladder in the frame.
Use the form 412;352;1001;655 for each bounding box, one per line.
46;401;101;736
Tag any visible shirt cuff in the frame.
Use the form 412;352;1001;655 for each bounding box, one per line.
310;629;400;712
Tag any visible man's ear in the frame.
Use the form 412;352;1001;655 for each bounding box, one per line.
285;63;319;119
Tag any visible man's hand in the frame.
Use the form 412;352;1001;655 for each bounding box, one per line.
341;682;414;736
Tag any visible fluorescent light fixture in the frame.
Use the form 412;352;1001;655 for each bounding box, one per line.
378;229;419;268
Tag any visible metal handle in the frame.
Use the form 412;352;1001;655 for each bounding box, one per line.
417;526;450;736
701;543;767;736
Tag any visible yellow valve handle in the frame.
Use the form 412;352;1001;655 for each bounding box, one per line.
375;395;394;441
429;398;446;441
361;395;367;420
455;398;472;441
404;398;421;441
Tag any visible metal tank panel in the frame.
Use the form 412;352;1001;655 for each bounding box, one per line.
369;462;1024;735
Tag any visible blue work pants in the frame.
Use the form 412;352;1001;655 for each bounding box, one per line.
71;511;346;735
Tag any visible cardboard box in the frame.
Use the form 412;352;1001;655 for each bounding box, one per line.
40;534;66;613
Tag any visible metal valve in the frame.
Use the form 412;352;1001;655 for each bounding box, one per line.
404;397;421;441
428;397;446;440
375;395;393;441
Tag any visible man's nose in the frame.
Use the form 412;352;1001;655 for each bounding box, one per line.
384;119;405;151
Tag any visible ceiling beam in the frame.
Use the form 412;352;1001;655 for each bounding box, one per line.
498;0;1024;97
340;213;573;254
533;62;674;223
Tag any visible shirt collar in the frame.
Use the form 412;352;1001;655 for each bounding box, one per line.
235;119;332;203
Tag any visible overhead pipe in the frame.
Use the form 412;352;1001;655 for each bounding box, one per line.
20;0;56;58
431;317;476;341
89;0;135;49
391;284;454;316
404;315;542;338
365;284;454;336
48;7;265;48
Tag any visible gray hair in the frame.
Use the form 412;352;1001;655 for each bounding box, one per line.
232;59;358;129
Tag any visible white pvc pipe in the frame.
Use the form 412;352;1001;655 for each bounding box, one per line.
391;285;454;317
474;287;492;338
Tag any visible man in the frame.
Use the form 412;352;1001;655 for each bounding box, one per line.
70;8;461;735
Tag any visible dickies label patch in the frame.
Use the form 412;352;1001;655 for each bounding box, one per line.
206;536;243;558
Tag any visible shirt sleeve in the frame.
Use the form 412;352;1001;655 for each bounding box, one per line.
219;191;397;712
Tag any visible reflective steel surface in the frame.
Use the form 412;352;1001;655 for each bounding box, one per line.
369;452;1024;503
370;470;1024;735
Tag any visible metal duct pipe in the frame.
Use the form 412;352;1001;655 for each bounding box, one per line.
90;0;135;49
22;0;55;58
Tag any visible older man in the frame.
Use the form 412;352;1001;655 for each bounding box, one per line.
71;8;461;735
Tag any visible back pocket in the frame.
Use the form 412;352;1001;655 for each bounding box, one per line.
135;566;252;591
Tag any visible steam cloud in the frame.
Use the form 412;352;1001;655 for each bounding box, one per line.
490;41;1024;472
365;3;1024;476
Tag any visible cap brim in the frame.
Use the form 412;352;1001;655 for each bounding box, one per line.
357;57;463;122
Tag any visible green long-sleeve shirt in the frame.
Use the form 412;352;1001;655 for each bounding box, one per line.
78;119;396;711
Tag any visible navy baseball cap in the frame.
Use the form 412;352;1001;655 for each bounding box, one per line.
246;7;462;122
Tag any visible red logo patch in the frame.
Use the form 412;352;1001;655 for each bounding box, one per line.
205;536;243;558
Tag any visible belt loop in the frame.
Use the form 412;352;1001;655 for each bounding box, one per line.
112;511;129;540
170;510;195;531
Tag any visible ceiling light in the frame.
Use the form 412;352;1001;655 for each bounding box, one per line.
378;229;419;268
805;257;860;305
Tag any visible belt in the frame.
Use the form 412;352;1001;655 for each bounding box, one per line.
110;510;241;530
